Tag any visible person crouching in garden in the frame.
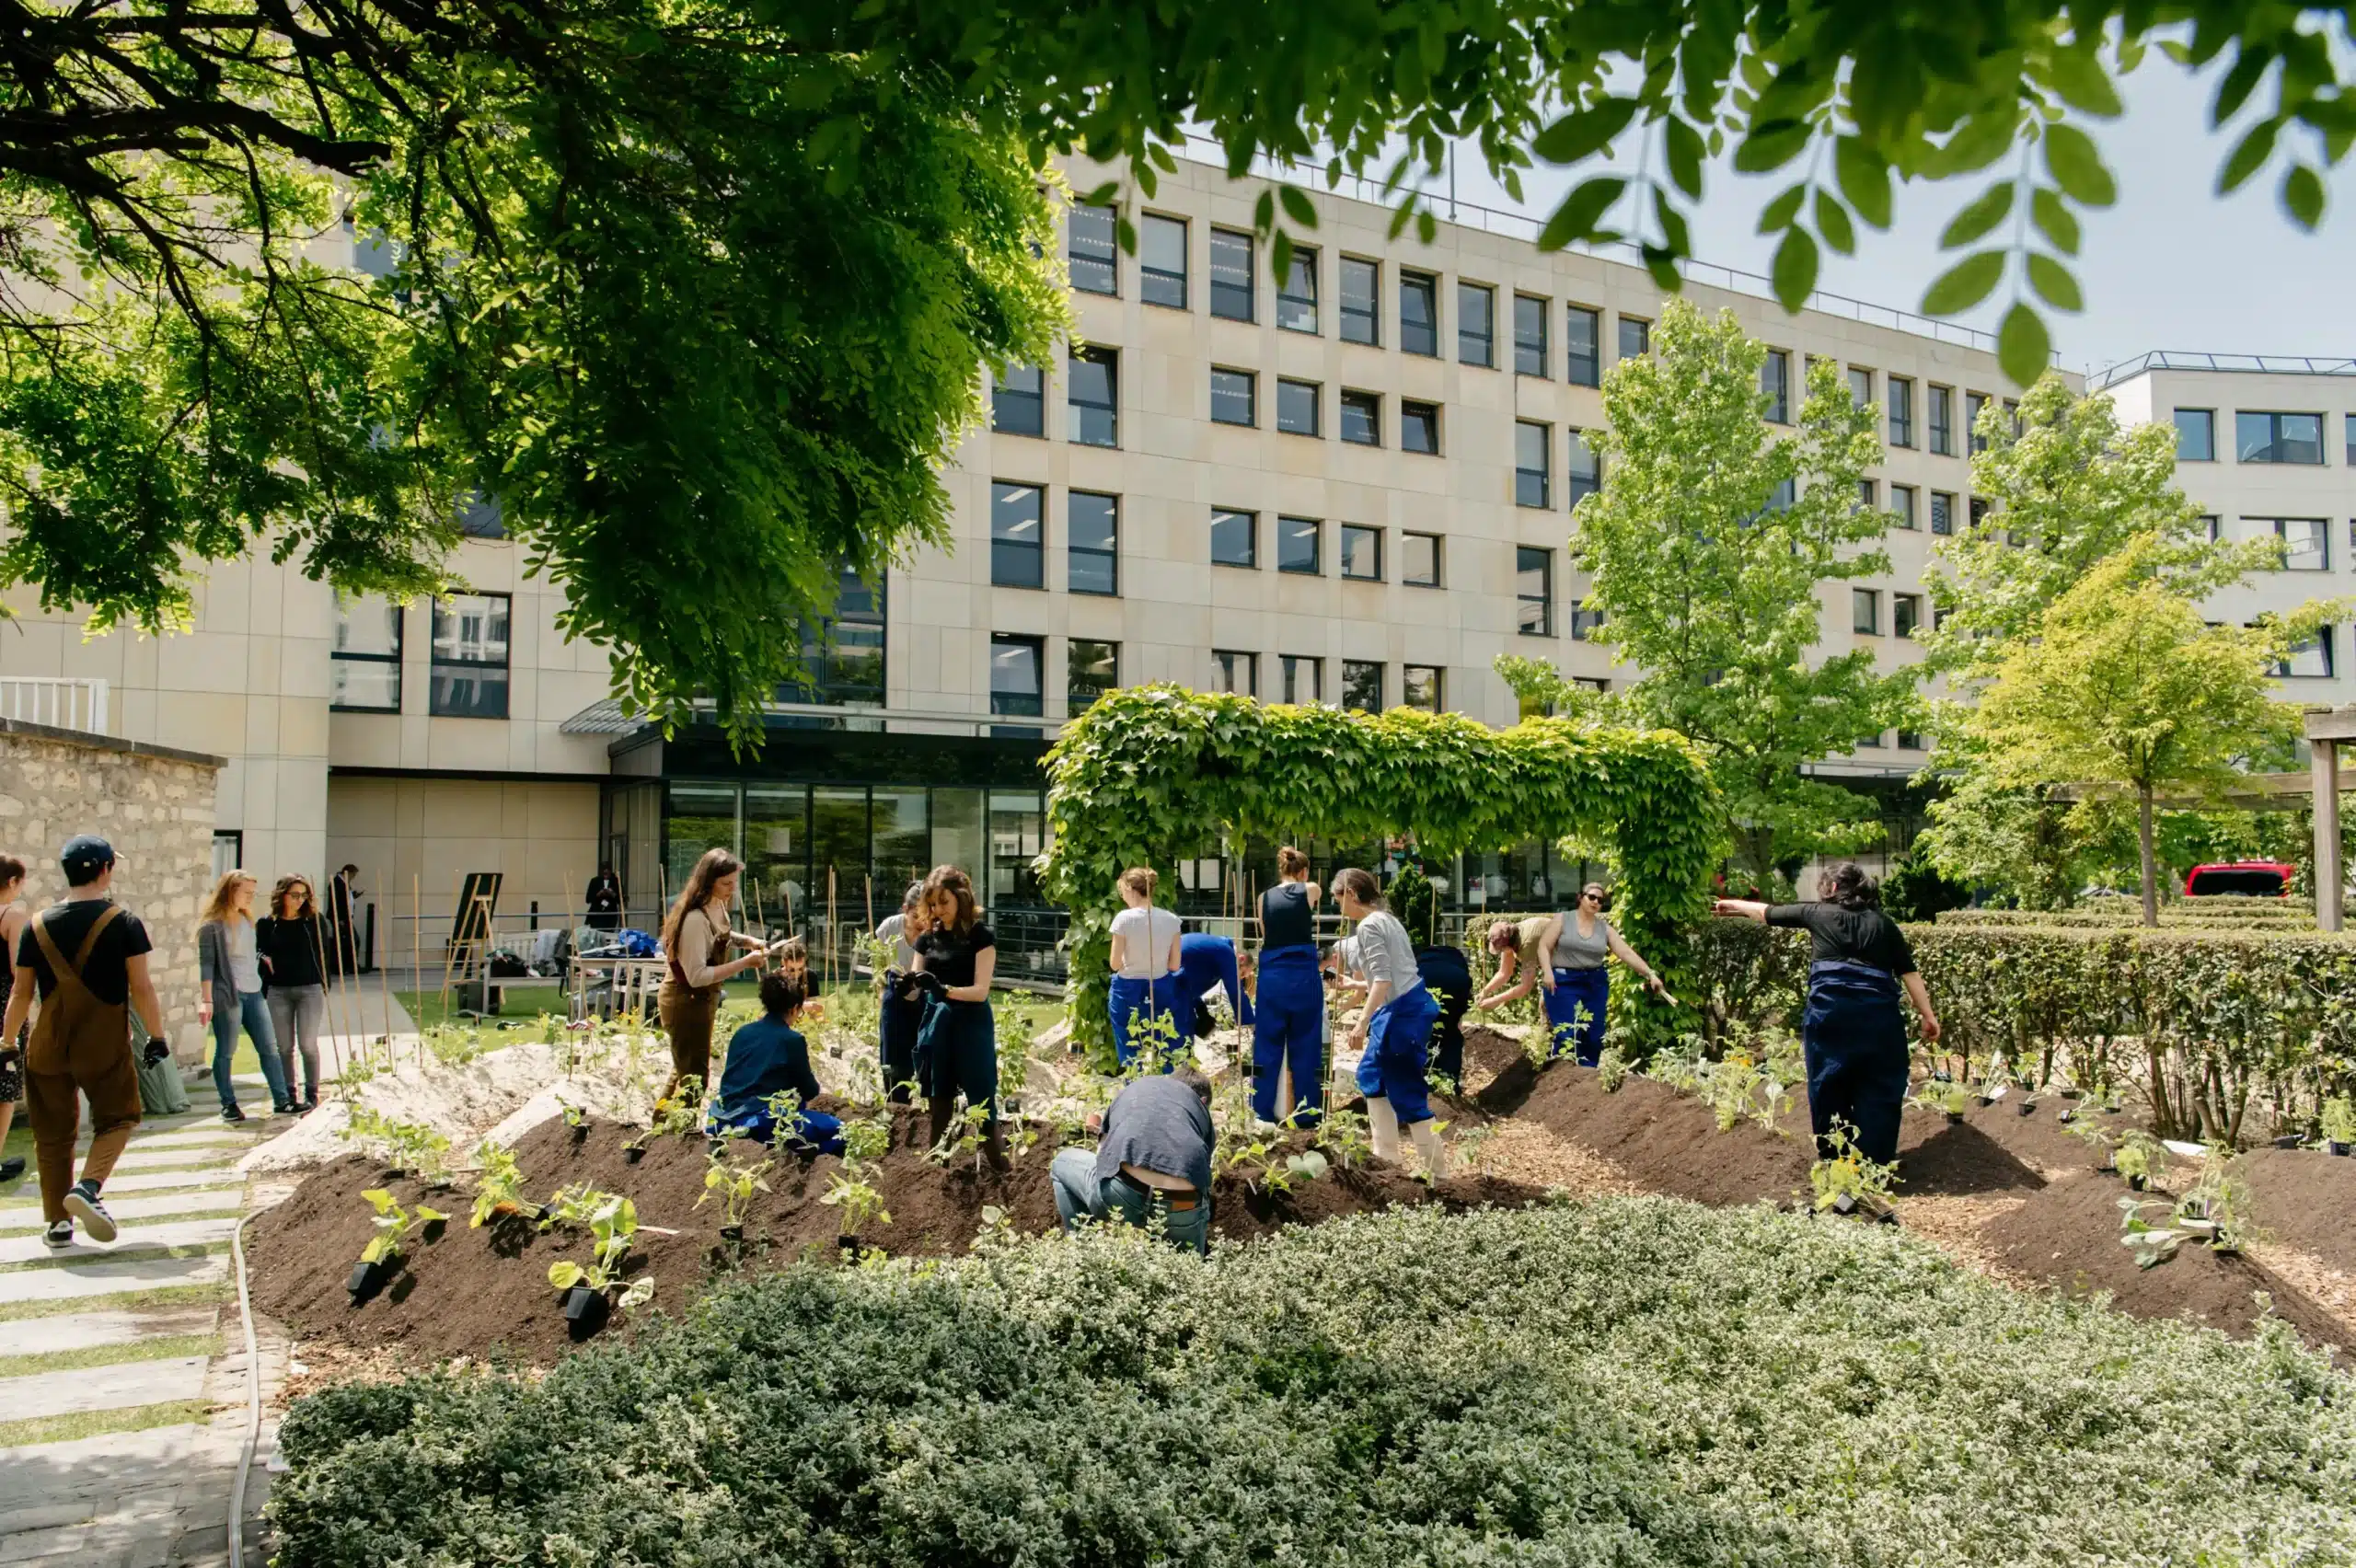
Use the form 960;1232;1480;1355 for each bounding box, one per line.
1106;867;1183;1070
1473;914;1555;1010
658;848;782;1108
1538;883;1668;1067
1176;930;1253;1043
710;971;842;1154
909;865;1005;1166
1332;868;1445;1177
1714;863;1940;1165
1051;1065;1215;1254
873;881;929;1102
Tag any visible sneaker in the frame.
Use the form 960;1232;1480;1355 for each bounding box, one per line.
221;1105;247;1124
41;1219;72;1248
64;1181;117;1243
271;1102;298;1116
299;1095;319;1114
0;1155;25;1182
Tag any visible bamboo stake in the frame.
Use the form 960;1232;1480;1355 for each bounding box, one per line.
299;880;335;1099
376;865;395;1055
751;877;768;949
411;873;423;1050
826;866;839;991
316;869;356;1085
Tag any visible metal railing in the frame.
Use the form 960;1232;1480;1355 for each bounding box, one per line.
561;695;1066;740
0;677;110;734
2088;351;2356;392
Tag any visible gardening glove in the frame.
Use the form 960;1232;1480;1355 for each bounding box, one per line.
143;1037;172;1066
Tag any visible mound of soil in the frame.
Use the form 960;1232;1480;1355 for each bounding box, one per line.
2236;1147;2356;1272
244;1109;1550;1366
1981;1170;2354;1355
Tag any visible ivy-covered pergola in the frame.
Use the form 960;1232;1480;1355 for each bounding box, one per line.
1037;686;1723;1055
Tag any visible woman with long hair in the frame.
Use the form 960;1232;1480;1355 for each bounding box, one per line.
1715;863;1938;1165
197;870;293;1119
873;882;930;1102
1106;866;1182;1070
1537;882;1668;1067
658;848;781;1106
1252;846;1323;1125
255;875;329;1112
907;865;1002;1163
0;856;29;1182
1331;867;1444;1176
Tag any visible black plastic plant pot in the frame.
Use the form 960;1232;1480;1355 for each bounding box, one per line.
719;1225;745;1244
530;1204;555;1225
2127;1174;2147;1191
837;1234;860;1255
2059;1109;2077;1124
1831;1193;1858;1216
1976;1096;1996;1109
562;1284;610;1338
2330;1141;2352;1157
624;1145;645;1165
349;1257;393;1304
571;1123;588;1145
1946;1112;1964;1125
2272;1135;2304;1149
1876;1208;1899;1226
2059;1087;2083;1101
2017;1101;2038;1118
2102;1105;2121;1116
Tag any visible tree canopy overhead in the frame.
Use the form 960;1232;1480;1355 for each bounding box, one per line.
4;0;2347;737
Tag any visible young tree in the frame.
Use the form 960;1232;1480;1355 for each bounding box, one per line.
1567;299;1921;889
1962;534;2338;925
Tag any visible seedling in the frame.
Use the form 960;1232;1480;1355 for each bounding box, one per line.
840;1115;891;1164
632;1076;706;1154
2324;1095;2356;1155
351;1188;447;1300
1451;1121;1496;1171
2062;1112;2117;1170
546;1192;653;1331
342;1109;452;1180
1313;1105;1375;1170
2177;1147;2258;1253
819;1169;891;1240
2113;1130;2167;1191
699;1147;772;1235
1808;1124;1899;1217
468;1142;529;1228
1914;1080;1970;1124
2118;1196;2186;1269
1594;1045;1632;1093
539;1181;617;1230
927;1102;992;1172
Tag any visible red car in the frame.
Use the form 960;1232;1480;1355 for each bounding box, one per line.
2182;861;2294;898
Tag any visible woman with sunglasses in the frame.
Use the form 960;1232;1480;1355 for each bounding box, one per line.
1538;882;1667;1066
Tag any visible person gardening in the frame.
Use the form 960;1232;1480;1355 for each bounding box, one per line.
1050;1066;1215;1254
1332;868;1445;1177
710;971;842;1154
1473;914;1556;1009
1537;883;1669;1067
1251;846;1323;1127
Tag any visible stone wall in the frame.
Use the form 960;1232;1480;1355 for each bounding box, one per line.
0;720;225;1064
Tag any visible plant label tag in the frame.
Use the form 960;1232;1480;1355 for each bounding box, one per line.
1982;1085;2008;1101
2161;1139;2207;1159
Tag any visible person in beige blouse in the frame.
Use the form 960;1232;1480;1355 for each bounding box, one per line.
658;848;785;1106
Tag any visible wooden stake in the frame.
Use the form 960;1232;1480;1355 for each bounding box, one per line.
411;873;423;1044
376;865;395;1055
826;866;838;991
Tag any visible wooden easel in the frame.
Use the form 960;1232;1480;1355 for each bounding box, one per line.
440;885;499;1016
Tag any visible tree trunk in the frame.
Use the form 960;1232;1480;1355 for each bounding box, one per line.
2137;784;2160;928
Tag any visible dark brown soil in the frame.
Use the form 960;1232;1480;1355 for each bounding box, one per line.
2237;1147;2356;1272
245;1110;1550;1366
1981;1170;2354;1355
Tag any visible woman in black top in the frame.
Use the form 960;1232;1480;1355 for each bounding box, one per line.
1715;863;1939;1166
909;865;1003;1165
255;876;331;1111
1250;846;1323;1126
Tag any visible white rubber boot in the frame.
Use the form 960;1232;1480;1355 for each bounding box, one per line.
1410;1119;1447;1180
1276;1058;1294;1123
1368;1096;1402;1161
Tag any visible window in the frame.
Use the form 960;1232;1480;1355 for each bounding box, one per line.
1897;732;1926;751
989;634;1045;716
2347;413;2356;466
1852;588;1880;635
1068;491;1118;595
2174;408;2215;461
1966;391;1989;454
1855;478;1877;513
1517;547;1553;636
1068;346;1117;446
1514;295;1549;376
2274;628;2335;679
1402;664;1443;711
1566;305;1600;386
1403;531;1441;587
1931;490;1956;536
1888;376;1915;446
1209;228;1254;321
1340;389;1381;446
990;481;1045;588
2207;514;2225;542
1768;477;1796;512
1278;246;1319;333
1340;524;1383;581
430;593;511;718
2237;411;2325;465
1277;515;1322;574
2004;398;2020;436
1140;213;1187;308
1341;660;1383;711
1928;385;1955;455
1068;203;1117;294
1618;316;1650;360
1276;377;1322;436
1281;654;1322;704
1761;350;1791;423
1856;732;1885;749
1566;429;1600;506
1401;399;1440;454
1210;367;1256;427
791;567;886;707
991;364;1044;437
1458;282;1495;366
456;490;504;539
1891;483;1918;530
1339;257;1379;344
2270;517;2331;571
1211;649;1258;698
1210;507;1257;569
331;595;403;712
1515;421;1552;508
1894;594;1922;639
1571;600;1606;640
1847;366;1873;410
1400;271;1438;356
1969;495;1992;529
1068;640;1119;710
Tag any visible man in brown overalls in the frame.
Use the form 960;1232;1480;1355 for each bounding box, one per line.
0;836;166;1248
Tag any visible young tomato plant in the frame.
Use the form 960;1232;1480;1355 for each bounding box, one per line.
468;1142;528;1228
1807;1124;1898;1216
360;1188;448;1264
699;1146;773;1229
547;1193;653;1311
818;1170;891;1238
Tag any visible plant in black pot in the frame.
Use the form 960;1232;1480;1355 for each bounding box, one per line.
546;1193;653;1340
699;1143;773;1248
1913;1079;1969;1126
468;1142;530;1228
819;1167;891;1256
2112;1130;2166;1193
2323;1095;2356;1157
2061;1112;2116;1172
349;1188;447;1303
1807;1123;1898;1220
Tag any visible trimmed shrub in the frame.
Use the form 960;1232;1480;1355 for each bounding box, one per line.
271;1202;2356;1568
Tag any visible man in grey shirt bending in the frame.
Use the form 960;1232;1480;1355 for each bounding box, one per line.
1050;1066;1215;1254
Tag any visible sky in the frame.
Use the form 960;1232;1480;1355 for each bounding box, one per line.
1434;53;2356;379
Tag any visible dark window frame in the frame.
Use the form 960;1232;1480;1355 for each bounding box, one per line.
429;591;512;720
1761;349;1791;423
1139;213;1188;309
1515;419;1552;509
1281;654;1323;704
1618;316;1651;361
989;480;1046;590
1931;490;1957;536
1890;483;1918;530
2235;410;2326;466
1399;270;1438;356
1211;648;1259;698
1068;490;1119;596
1458;282;1496;367
1514;294;1550;377
1338;256;1380;345
1276;377;1322;437
1068;638;1119;710
1566;429;1600;506
1068;203;1118;295
2174;407;2216;461
991;363;1045;437
1402;530;1442;588
1341;659;1384;712
1068;346;1118;447
1339;523;1384;582
1208;227;1255;321
1402;663;1444;712
1566;306;1601;386
1277;515;1322;575
1209;365;1257;427
1210;507;1258;570
1888;375;1915;446
330;595;404;713
1852;588;1881;636
1339;388;1382;447
1516;547;1553;637
1277;245;1320;333
1928;384;1956;455
989;632;1046;717
1401;398;1441;455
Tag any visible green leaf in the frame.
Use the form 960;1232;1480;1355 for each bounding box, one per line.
1531;97;1641;166
1270;227;1292;287
1665;117;1705;198
1538;177;1627;251
2282;164;2327;229
1278;186;1319;228
2026;253;2083;312
2218;118;2280;194
1770;226;1819;310
2042;124;2118;206
1814;190;1856;256
1921;250;2005;316
1145;143;1176;174
1833;140;1893;228
1734;119;1812;174
1416;208;1438;244
1641;244;1681;291
1998;302;2051;385
2029;189;2081;255
1077;180;1119;206
2211;48;2272;123
1939;182;2015;248
1757;184;1807;234
1253;190;1275;231
2043;47;2125;119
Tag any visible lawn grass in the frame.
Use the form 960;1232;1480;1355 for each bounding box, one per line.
0;1283;230;1322
0;1400;214;1449
0;1241;230;1275
7;1332;222;1379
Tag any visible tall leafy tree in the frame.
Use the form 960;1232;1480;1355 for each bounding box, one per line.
1564;299;1920;888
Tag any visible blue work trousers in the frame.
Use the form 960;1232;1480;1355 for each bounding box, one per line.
1250;945;1324;1125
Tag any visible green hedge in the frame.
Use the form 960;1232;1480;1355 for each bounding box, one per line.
270;1202;2354;1568
1938;901;2316;930
1692;921;2356;1140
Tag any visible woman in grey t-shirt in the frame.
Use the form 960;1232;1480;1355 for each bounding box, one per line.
1537;882;1669;1066
1332;868;1445;1177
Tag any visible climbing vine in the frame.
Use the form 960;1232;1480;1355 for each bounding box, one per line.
1038;686;1721;1055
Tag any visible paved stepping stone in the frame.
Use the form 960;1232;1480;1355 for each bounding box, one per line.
0;1251;227;1305
0;1170;244;1201
0;1217;238;1268
108;1129;256;1150
0;1355;210;1422
0;1192;242;1230
12;1307;217;1357
107;1147;241;1172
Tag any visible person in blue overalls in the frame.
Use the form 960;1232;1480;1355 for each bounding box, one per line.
1715;863;1941;1164
872;882;929;1102
909;865;1006;1167
1176;931;1253;1040
1105;867;1183;1071
1332;868;1446;1177
1538;882;1669;1066
1251;847;1324;1126
709;971;844;1153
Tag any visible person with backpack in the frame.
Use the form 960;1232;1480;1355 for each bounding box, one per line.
0;836;167;1247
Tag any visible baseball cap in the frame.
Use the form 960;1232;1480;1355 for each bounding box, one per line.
60;835;115;883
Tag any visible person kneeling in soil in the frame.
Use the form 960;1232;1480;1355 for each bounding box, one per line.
1050;1066;1215;1254
709;972;843;1155
1176;931;1253;1043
